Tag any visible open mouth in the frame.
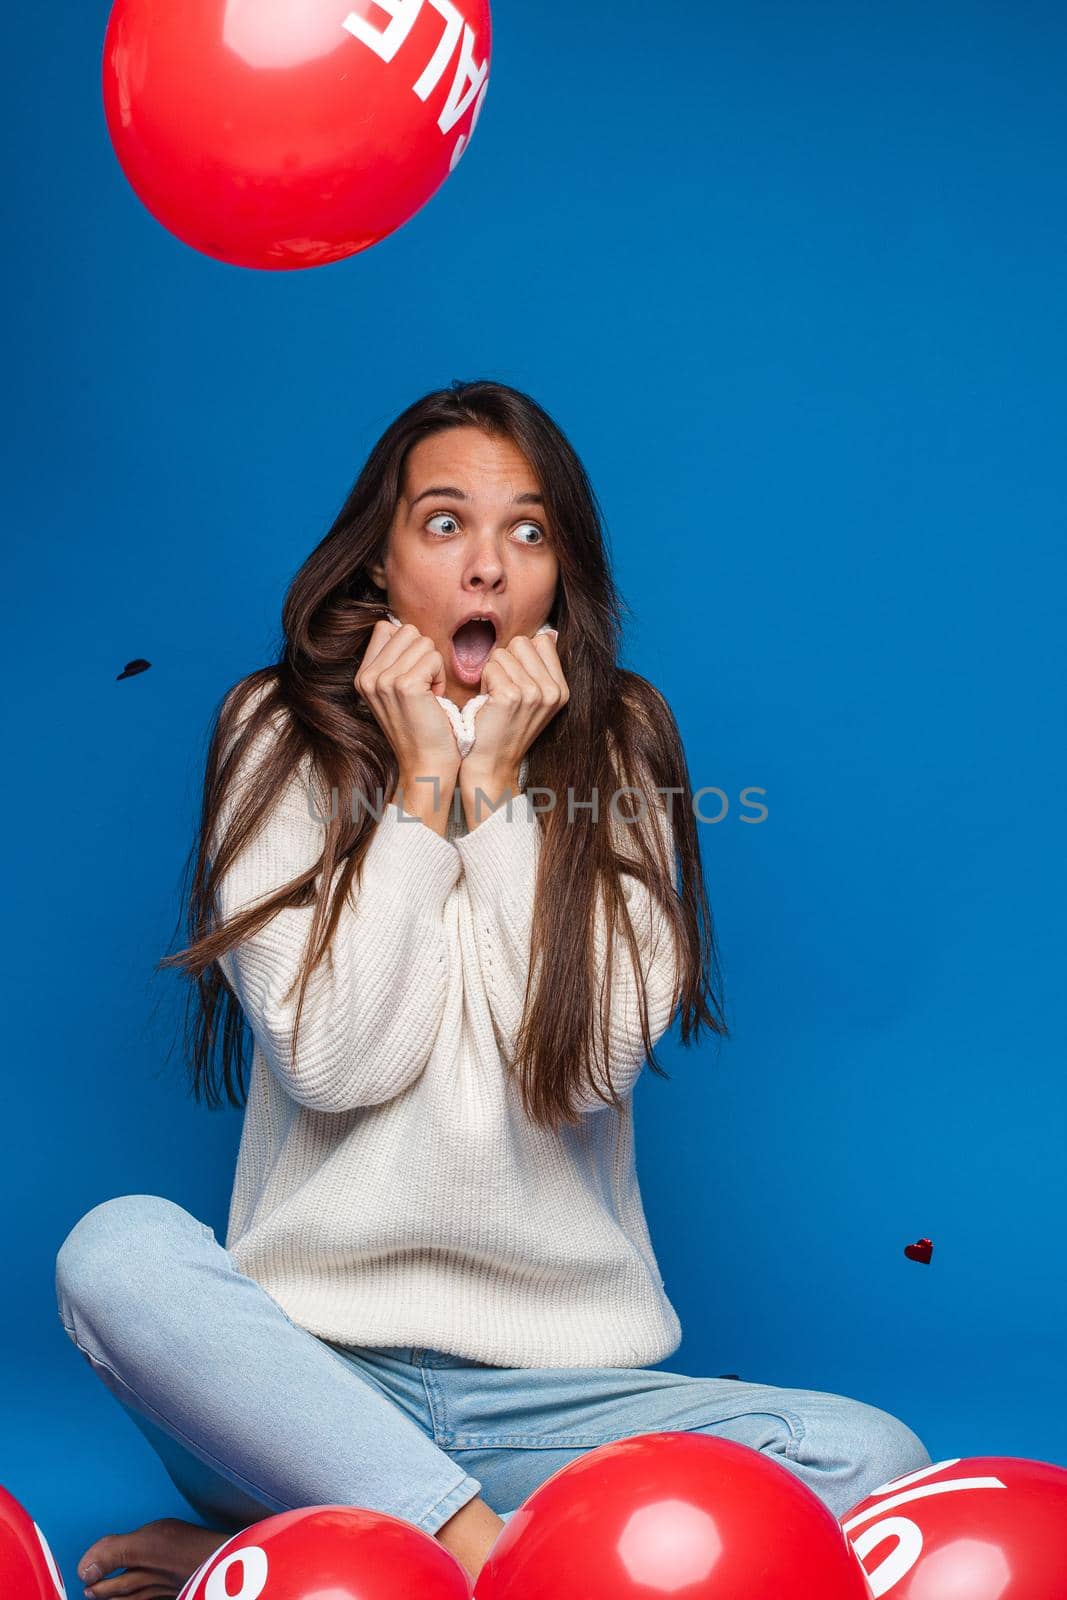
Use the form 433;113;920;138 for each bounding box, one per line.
450;616;499;677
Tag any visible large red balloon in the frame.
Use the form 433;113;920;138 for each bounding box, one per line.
842;1453;1067;1598
473;1433;871;1600
101;0;492;270
175;1505;473;1599
0;1483;67;1600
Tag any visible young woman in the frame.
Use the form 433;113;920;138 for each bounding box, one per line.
55;381;931;1599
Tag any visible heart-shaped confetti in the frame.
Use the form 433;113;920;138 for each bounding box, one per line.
904;1236;934;1264
116;658;151;679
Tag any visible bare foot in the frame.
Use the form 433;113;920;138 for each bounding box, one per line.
77;1516;233;1598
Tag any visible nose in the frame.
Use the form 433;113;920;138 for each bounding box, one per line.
463;532;507;591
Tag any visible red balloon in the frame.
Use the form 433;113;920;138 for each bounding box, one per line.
842;1453;1067;1598
175;1504;473;1599
101;0;492;270
473;1432;871;1600
0;1483;67;1600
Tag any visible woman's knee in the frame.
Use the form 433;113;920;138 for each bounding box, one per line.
848;1399;932;1491
55;1193;205;1324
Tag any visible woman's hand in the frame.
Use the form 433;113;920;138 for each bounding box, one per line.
462;631;569;795
355;619;460;784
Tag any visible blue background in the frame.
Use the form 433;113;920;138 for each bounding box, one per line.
4;0;1064;1589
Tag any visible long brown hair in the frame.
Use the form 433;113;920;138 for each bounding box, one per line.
160;379;729;1133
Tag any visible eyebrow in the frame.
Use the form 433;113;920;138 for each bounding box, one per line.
408;485;545;510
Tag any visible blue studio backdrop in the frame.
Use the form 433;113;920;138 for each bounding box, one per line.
3;0;1064;1587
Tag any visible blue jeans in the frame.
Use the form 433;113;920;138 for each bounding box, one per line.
54;1195;931;1536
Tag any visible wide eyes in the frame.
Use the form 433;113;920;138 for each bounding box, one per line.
426;512;544;545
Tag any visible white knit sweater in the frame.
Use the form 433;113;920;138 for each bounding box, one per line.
213;687;684;1368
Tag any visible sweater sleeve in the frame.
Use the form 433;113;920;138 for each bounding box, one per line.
453;782;682;1115
212;714;462;1114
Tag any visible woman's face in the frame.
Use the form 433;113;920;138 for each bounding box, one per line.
369;425;560;708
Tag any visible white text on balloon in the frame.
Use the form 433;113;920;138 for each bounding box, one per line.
843;1459;1007;1598
342;0;488;133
